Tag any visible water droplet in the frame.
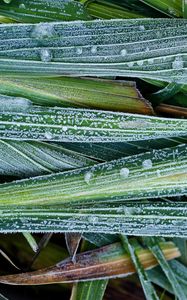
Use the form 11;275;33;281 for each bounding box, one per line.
127;62;134;67
172;56;184;69
76;47;83;55
44;132;53;140
121;49;127;56
120;168;129;178
91;45;97;54
142;159;152;169
84;171;92;184
139;25;145;31
156;170;161;177
88;216;98;224
62;126;68;132
19;3;25;9
40;49;53;62
3;0;12;3
31;23;55;39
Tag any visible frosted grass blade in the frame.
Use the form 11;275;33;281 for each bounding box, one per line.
0;140;95;178
0;19;186;83
143;237;186;300
0;105;187;142
0;144;187;207
120;235;159;300
0;201;187;236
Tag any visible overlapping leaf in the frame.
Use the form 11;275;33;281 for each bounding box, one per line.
0;19;186;83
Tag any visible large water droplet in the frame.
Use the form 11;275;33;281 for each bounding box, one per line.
120;168;129;178
84;171;92;184
121;49;127;56
31;23;55;39
44;132;53;140
76;47;83;55
19;3;26;9
3;0;12;3
142;159;152;169
172;56;184;69
91;45;97;54
139;25;145;31
40;49;53;62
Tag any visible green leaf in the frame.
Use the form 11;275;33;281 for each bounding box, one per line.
183;0;187;18
0;0;90;23
0;139;95;178
71;280;107;300
0;19;186;83
0;104;187;142
143;236;186;300
0;145;187;207
140;0;182;17
22;232;38;253
0;77;153;114
0;240;180;285
120;235;159;300
0;293;8;300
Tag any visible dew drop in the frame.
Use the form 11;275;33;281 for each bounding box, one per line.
172;56;184;69
62;126;68;132
120;168;129;178
3;0;12;3
76;47;83;55
44;132;53;140
142;159;152;169
88;216;98;224
156;170;161;177
91;45;97;54
31;23;55;39
40;49;53;62
121;49;127;56
19;3;26;9
84;171;92;184
139;25;145;31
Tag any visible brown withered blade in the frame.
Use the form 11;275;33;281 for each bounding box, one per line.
0;242;180;286
65;233;82;262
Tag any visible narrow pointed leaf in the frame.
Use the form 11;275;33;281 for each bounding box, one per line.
0;201;187;236
0;77;153;114
0;105;187;142
0;241;180;285
143;237;186;300
0;139;95;178
0;145;186;207
0;19;186;83
120;235;159;300
65;233;82;261
22;232;38;253
0;0;90;23
70;280;107;300
140;0;182;17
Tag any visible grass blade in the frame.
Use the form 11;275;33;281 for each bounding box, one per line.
140;0;182;17
70;280;108;300
0;19;186;83
22;232;38;253
0;202;187;236
0;145;186;207
120;235;159;300
0;77;153;114
0;140;95;178
0;0;90;23
143;237;186;300
0;241;180;285
0;104;187;142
